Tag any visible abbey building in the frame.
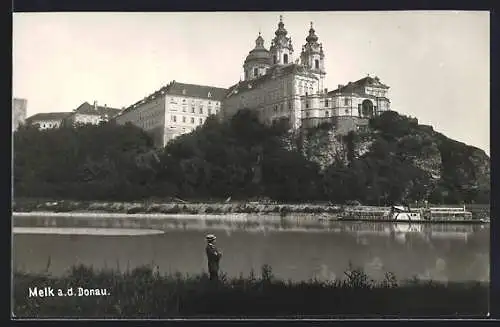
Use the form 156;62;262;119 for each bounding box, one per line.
223;15;391;134
114;16;392;147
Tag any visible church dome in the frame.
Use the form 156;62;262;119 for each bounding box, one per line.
244;33;272;65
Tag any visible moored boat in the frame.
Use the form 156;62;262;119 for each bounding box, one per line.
339;205;487;224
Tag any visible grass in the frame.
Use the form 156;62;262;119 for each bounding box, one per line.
13;264;489;318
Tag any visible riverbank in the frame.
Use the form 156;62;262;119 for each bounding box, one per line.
12;198;490;219
13;198;345;216
13;264;488;318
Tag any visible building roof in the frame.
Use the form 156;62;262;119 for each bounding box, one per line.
244;34;272;65
26;112;71;122
117;81;228;117
72;102;122;117
328;76;389;96
166;81;228;100
226;64;318;98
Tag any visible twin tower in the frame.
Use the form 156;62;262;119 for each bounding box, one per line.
243;15;326;89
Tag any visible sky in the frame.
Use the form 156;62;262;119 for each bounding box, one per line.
12;11;490;154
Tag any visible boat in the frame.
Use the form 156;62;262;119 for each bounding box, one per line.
339;205;487;224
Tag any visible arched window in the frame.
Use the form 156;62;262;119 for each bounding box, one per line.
284;54;288;64
315;59;319;69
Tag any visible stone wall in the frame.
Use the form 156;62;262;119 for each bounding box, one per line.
333;116;369;136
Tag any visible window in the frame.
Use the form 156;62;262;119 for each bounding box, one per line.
315;59;319;69
199;107;203;114
273;55;277;64
182;116;186;123
288;102;292;109
325;99;329;107
191;117;194;124
284;53;288;64
208;92;212;98
199;118;203;124
306;111;310;118
325;111;329;117
171;115;177;122
208;108;212;115
274;105;278;113
345;109;350;115
254;67;258;77
306;101;310;109
182;89;186;95
344;98;350;106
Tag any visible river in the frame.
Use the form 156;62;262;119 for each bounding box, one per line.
12;216;490;283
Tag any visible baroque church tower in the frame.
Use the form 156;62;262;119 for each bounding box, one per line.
300;22;326;92
269;16;294;65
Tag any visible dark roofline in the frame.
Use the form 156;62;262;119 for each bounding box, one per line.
117;80;229;117
26;112;71;122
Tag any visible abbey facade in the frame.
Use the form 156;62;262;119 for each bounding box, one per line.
114;16;392;147
223;16;392;134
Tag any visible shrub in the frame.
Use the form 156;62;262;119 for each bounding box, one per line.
13;264;488;318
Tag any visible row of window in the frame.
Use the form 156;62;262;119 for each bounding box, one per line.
273;53;289;65
171;115;206;125
304;109;345;118
142;119;158;129
172;98;219;105
303;107;383;118
366;89;385;98
171;105;219;115
303;98;387;110
139;110;163;121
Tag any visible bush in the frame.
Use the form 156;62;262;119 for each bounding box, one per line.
13;264;488;318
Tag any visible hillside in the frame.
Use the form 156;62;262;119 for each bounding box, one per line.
13;110;490;205
299;111;490;205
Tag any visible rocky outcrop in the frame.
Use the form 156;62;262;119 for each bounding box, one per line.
295;111;490;204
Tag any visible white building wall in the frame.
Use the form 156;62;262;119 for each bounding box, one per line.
33;119;63;130
223;72;322;129
115;96;167;147
164;95;221;145
74;114;102;125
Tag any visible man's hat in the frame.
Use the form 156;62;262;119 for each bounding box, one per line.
206;234;216;241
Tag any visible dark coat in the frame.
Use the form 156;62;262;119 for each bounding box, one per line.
206;243;222;272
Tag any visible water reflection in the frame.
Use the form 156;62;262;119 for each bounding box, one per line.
13;227;165;236
12;218;490;283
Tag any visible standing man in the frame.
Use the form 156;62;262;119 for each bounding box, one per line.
205;234;222;281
